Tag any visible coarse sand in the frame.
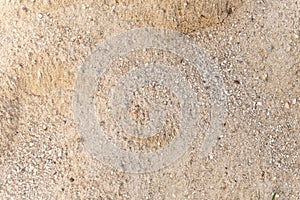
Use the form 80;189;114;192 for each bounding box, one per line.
0;0;299;199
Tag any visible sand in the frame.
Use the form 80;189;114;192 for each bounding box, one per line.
0;0;299;199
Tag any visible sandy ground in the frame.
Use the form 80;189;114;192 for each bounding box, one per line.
0;0;299;199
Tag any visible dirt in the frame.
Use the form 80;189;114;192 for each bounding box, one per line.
0;0;299;199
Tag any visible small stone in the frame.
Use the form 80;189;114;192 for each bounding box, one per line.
22;6;28;12
266;44;274;51
38;13;43;19
262;73;268;81
82;4;89;9
42;124;47;130
292;98;297;104
69;151;74;157
256;102;263;106
284;102;290;109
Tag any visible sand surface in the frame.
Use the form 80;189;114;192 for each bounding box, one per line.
0;0;299;199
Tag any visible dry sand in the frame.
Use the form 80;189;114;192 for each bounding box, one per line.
0;0;299;199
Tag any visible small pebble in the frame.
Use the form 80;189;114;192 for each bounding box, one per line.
69;151;74;157
266;44;274;51
22;6;28;12
262;73;268;81
284;102;290;109
38;13;43;19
